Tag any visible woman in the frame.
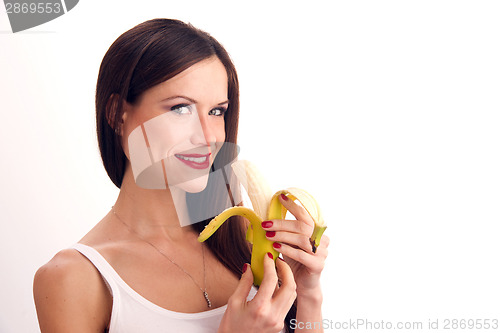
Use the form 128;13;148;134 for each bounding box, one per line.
33;19;329;333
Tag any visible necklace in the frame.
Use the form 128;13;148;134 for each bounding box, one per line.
111;206;212;308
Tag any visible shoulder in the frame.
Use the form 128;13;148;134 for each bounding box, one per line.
34;248;112;332
36;247;88;273
34;248;99;291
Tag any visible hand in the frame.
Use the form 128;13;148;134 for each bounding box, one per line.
262;194;330;294
218;253;296;333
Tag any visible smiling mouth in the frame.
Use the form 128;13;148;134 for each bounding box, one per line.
175;153;211;169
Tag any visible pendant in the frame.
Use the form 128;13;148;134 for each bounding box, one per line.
203;291;212;308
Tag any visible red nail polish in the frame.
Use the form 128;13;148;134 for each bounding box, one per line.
267;252;273;259
261;221;273;228
273;242;282;249
278;257;285;261
242;263;248;273
266;231;276;238
280;193;288;201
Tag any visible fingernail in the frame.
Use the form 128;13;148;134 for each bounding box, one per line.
267;252;274;259
278;257;285;261
266;231;276;238
242;263;248;273
273;242;282;249
280;193;288;201
261;221;273;228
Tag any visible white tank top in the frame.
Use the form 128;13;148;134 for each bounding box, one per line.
72;243;269;333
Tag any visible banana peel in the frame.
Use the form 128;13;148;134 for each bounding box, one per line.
198;160;327;286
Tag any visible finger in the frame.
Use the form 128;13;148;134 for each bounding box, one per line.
318;234;330;249
273;258;297;313
253;253;278;302
279;194;315;229
229;264;254;306
274;242;326;275
309;234;330;257
308;235;329;264
315;244;329;261
320;234;330;249
261;219;313;237
266;230;314;254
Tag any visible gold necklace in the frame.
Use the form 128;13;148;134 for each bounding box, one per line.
111;206;211;308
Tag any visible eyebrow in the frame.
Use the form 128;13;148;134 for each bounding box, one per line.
160;95;229;106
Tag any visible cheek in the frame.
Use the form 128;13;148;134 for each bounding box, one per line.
213;117;226;142
127;114;187;164
146;123;185;158
217;122;226;142
121;123;136;160
213;122;227;159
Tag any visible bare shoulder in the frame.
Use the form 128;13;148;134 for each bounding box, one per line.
34;248;112;332
34;248;99;292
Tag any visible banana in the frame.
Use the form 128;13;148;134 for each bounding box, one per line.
198;160;327;286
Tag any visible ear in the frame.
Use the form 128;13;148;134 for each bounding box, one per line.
105;94;130;136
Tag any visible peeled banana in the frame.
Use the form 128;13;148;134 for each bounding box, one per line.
198;160;327;286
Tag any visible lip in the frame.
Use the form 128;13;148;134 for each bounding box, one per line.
175;153;211;170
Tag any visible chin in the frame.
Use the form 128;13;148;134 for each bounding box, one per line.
174;174;210;193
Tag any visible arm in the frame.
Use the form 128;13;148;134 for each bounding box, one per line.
33;249;112;333
295;286;324;332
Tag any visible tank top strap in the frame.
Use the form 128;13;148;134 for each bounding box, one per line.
70;243;122;327
72;243;115;281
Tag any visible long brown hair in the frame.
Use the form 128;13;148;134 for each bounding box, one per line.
95;18;295;331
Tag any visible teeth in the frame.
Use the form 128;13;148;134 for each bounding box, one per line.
177;155;207;163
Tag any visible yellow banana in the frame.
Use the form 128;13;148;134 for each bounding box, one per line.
198;160;327;286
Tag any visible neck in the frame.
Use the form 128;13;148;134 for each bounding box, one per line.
112;166;194;242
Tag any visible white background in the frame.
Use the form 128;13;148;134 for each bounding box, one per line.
1;1;499;332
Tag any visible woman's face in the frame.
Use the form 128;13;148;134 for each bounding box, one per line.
121;56;228;193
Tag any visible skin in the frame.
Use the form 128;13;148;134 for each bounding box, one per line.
263;195;330;333
33;56;329;333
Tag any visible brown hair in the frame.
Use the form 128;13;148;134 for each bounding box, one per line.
95;18;295;331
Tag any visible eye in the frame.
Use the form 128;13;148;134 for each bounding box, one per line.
171;104;193;115
209;107;227;117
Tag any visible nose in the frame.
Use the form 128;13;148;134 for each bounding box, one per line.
191;110;216;149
